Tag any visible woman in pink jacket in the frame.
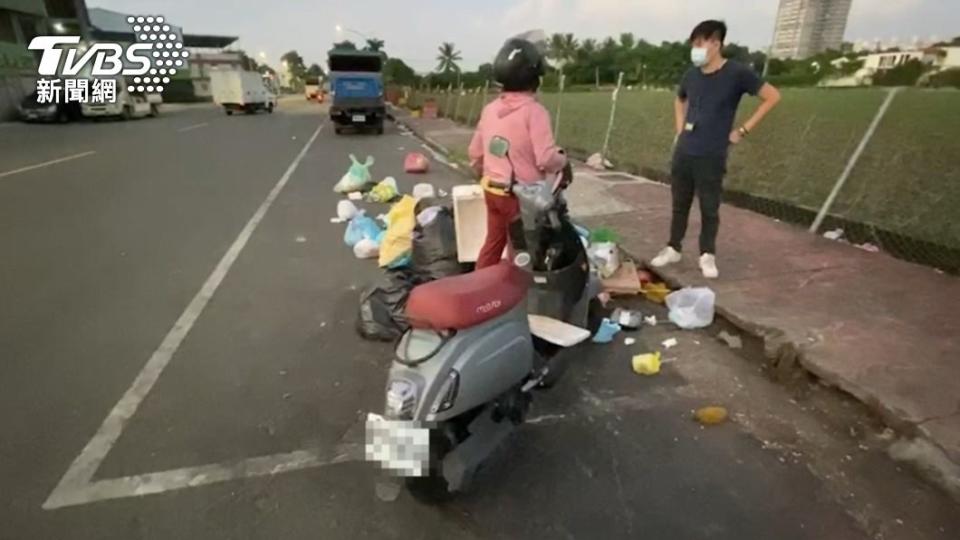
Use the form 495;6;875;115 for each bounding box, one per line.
468;37;567;269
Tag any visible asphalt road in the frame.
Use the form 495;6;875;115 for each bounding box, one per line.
1;100;957;540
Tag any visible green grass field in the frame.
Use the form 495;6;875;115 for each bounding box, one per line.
411;87;960;261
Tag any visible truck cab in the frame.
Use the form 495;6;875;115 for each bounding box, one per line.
327;50;385;134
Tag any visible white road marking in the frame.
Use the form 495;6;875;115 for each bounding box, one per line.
44;443;360;509
0;151;96;179
177;122;209;133
43;123;326;510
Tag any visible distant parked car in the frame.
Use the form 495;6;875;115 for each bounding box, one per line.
18;92;82;123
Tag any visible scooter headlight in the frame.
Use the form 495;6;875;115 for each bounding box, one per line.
386;379;417;419
431;370;460;414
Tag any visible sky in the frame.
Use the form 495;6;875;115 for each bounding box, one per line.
92;0;960;72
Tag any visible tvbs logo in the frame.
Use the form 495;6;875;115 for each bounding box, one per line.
29;36;153;76
27;15;185;77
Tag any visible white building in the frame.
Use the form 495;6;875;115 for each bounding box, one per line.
772;0;853;59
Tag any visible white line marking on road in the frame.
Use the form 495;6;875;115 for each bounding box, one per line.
44;443;360;509
177;122;209;133
0;151;96;179
43;123;325;510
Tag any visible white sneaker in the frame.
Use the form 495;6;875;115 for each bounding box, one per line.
699;253;719;279
651;246;682;267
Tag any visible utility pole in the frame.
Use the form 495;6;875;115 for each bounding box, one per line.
595;66;600;88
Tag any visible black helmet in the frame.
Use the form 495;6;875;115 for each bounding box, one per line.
493;38;545;91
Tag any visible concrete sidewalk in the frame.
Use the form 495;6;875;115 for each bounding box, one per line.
395;111;960;496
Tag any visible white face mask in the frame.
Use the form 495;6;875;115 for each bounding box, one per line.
691;47;709;67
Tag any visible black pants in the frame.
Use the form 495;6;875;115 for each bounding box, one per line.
669;152;726;255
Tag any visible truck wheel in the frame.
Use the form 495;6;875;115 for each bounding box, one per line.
334;125;343;135
225;107;233;116
149;104;160;117
267;103;274;114
120;106;132;121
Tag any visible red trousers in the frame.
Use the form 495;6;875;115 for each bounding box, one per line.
476;191;519;269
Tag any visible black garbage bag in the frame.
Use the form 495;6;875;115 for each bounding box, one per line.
412;206;464;281
356;270;416;341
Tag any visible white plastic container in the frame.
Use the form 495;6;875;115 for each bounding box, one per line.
452;184;487;263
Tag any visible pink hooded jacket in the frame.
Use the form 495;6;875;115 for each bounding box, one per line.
468;92;566;185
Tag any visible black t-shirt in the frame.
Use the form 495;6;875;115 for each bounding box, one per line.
676;61;763;158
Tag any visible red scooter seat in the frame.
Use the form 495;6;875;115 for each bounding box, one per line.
406;263;530;330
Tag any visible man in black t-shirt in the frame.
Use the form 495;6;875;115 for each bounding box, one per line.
651;20;781;279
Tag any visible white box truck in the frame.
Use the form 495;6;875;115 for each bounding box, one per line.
210;70;277;115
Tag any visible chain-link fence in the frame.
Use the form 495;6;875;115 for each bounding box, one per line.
408;83;960;273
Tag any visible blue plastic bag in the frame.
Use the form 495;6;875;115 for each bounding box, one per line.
344;215;383;247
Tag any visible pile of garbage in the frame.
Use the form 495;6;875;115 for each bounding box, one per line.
331;153;465;342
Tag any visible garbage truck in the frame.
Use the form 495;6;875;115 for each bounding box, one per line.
327;49;385;134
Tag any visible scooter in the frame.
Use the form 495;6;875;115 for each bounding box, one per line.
366;139;600;502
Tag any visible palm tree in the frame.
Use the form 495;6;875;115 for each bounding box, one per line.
548;33;578;69
365;38;385;53
436;42;462;74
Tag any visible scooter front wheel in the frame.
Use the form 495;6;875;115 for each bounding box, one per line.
406;429;456;504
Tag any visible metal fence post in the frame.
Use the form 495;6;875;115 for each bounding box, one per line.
809;87;900;233
443;83;453;118
554;72;566;139
467;86;480;126
601;71;624;161
453;82;464;122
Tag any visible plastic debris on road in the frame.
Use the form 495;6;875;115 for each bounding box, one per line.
337;200;360;221
624;337;636;346
611;308;644;329
379;196;417;268
717;330;743;349
641;282;671;304
438;189;448;197
412;183;436;199
855;242;880;253
334;154;375;193
368;177;400;203
592;318;622;344
589;227;620;244
695;406;729;426
348;192;363;201
404;152;430;173
661;337;678;349
823;228;844;241
353;238;380;259
666;287;716;329
644;315;658;327
632;351;661;375
344;214;384;248
330;217;347;224
586;152;612;170
588;242;621;279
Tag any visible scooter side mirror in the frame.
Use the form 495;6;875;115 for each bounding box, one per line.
489;136;510;158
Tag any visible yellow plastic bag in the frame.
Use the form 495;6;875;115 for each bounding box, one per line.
378;195;417;268
631;351;661;376
641;282;671;304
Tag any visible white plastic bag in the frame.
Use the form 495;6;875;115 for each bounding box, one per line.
337;200;359;221
666;287;716;329
587;242;620;279
353;238;380;259
412;183;436;199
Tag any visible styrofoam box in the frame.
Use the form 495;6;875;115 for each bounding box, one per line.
452;184;487;263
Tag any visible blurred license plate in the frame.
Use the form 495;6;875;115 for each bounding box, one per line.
365;413;430;477
352;114;365;123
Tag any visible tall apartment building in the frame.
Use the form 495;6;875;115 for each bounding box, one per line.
771;0;853;59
